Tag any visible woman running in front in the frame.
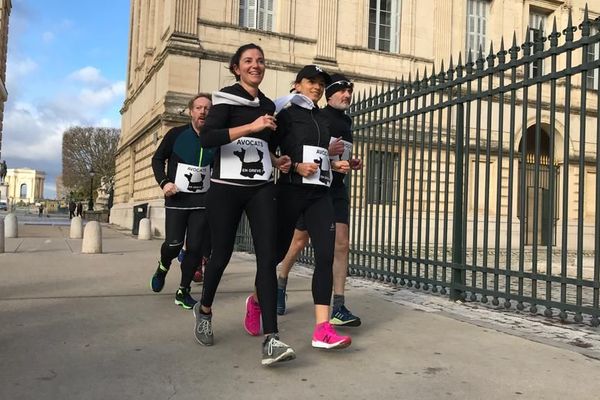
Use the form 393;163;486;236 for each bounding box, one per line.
275;65;352;349
192;43;295;367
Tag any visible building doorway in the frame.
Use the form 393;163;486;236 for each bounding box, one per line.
517;125;559;246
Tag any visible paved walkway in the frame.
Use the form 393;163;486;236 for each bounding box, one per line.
1;222;600;400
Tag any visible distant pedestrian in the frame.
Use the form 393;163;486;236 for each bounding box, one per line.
68;200;76;219
38;203;44;217
76;202;83;217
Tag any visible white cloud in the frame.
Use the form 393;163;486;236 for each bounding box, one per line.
6;57;38;81
69;66;105;84
78;80;125;108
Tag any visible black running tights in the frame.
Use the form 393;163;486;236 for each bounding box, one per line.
276;185;335;306
160;208;209;288
201;182;278;335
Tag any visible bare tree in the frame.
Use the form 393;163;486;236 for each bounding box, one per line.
62;126;120;200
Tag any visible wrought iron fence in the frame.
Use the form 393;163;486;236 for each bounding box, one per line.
235;8;600;326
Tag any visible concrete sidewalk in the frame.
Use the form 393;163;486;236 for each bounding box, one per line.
1;223;599;400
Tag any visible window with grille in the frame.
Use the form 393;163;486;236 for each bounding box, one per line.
586;26;599;90
366;150;400;205
529;11;547;78
239;0;274;31
466;0;489;55
368;0;400;52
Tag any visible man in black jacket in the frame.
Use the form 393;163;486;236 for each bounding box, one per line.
150;93;214;310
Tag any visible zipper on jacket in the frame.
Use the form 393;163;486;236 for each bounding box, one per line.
310;108;321;146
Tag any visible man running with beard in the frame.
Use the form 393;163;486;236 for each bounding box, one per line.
150;94;214;310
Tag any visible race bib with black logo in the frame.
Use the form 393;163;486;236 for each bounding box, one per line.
174;163;211;193
302;145;331;187
220;138;273;180
329;137;353;162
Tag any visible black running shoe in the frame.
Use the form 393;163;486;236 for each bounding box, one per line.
150;261;169;293
330;305;362;327
174;287;197;310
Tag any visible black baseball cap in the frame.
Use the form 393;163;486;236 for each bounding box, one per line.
294;65;332;85
325;73;353;99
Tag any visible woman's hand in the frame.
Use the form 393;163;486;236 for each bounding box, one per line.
275;155;292;173
332;160;350;173
162;182;178;197
249;114;277;133
295;162;319;177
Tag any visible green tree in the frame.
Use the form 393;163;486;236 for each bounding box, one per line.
61;126;120;200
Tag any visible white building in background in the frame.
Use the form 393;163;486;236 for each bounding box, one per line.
5;168;45;205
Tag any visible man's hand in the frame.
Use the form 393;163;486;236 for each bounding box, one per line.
349;158;363;170
275;155;292;173
332;160;350;173
295;162;319;177
162;182;178;197
328;137;344;156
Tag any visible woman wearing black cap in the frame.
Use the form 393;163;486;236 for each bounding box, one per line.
276;74;363;328
192;43;295;367
275;65;352;349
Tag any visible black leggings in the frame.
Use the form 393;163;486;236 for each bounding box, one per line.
201;182;278;335
160;208;209;288
276;185;335;305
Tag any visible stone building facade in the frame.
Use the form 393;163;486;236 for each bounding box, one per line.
113;0;598;238
5;168;45;205
0;0;11;160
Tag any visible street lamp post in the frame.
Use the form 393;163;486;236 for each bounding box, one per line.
88;168;95;211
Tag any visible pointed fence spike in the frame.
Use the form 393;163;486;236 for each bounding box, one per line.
549;16;560;47
497;38;507;63
509;32;520;59
580;4;591;36
564;9;575;41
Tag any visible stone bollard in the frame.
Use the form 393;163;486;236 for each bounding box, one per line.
4;213;17;238
138;218;152;240
0;218;4;253
70;216;83;239
81;221;102;254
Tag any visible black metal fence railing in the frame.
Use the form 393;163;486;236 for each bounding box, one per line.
235;8;600;326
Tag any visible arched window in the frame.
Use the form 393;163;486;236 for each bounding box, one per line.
20;183;28;199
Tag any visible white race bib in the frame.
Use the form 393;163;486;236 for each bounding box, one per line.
174;163;211;193
302;145;332;187
220;138;273;180
329;137;353;161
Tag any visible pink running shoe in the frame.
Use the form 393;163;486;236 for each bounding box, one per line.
312;322;352;349
244;295;261;336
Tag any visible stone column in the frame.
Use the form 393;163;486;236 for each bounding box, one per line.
174;0;199;36
433;0;453;64
315;0;338;62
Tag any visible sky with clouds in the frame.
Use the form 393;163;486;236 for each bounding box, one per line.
3;0;129;199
